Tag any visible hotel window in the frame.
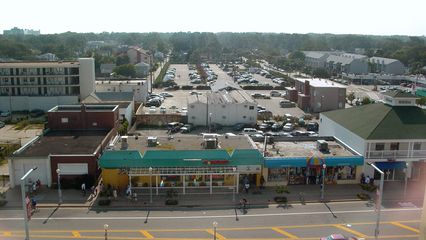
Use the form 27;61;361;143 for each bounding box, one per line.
249;106;254;110
375;143;385;151
390;142;399;151
413;143;421;151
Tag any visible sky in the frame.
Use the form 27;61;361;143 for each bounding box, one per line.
1;0;425;36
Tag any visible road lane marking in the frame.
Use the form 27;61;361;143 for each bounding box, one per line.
271;227;298;239
0;208;420;221
140;230;154;239
3;231;12;236
72;231;81;237
206;229;226;239
333;224;367;238
390;222;420;233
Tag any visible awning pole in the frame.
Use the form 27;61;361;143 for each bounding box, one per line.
183;175;186;195
210;174;213;194
155;175;158;195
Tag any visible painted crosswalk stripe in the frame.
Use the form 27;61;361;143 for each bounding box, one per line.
390;221;420;233
206;229;226;239
140;230;154;239
271;227;298;239
334;224;367;238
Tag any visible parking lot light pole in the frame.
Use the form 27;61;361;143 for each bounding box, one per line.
321;164;326;201
368;162;384;240
209;113;212;133
56;169;62;204
21;167;37;240
104;224;109;240
212;221;218;240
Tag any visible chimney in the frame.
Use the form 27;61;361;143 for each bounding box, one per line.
304;81;310;95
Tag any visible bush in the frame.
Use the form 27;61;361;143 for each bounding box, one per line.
199;182;206;186
98;199;111;206
274;196;288;203
360;183;377;192
357;193;371;200
181;85;194;90
15;120;30;130
242;85;274;90
165;199;178;205
275;185;290;194
187;182;195;187
195;85;211;90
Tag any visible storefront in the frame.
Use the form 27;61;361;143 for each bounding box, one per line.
373;161;407;181
264;155;364;186
99;149;263;195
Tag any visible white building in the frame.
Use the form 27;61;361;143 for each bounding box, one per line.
0;58;95;112
319;91;426;182
187;90;257;127
94;79;148;103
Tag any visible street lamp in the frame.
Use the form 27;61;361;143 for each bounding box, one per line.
321;164;326;201
20;166;37;240
208;113;212;133
232;167;237;202
104;224;109;240
149;167;153;204
367;162;384;240
212;221;218;240
56;168;62;204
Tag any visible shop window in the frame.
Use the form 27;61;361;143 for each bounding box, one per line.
413;142;421;151
243;116;246;119
61;117;68;123
390;142;399;151
375;143;384;151
249;106;254;110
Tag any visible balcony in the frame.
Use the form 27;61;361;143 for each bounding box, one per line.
367;150;426;159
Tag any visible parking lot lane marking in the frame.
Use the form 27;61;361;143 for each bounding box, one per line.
206;229;226;240
333;224;367;238
3;231;12;236
72;231;81;237
140;230;154;239
271;227;298;239
390;221;420;233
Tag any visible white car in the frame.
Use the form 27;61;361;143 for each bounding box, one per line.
160;92;173;97
149;106;157;113
283;123;294;132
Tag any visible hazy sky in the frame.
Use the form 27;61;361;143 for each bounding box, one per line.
1;0;425;36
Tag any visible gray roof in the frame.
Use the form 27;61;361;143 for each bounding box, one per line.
383;90;417;98
94;92;134;102
188;90;255;104
326;55;355;65
369;57;400;65
322;103;426;140
302;51;329;59
210;81;241;92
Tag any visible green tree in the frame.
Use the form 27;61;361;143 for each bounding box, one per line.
113;64;136;78
116;55;130;66
416;97;426;106
312;68;330;78
361;96;372;105
347;92;356;105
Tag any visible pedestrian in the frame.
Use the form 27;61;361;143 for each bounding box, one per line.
31;197;37;212
81;182;86;196
240;198;248;214
361;173;366;184
365;176;370;184
244;182;250;194
260;176;265;190
32;182;37;194
90;186;96;196
113;189;117;200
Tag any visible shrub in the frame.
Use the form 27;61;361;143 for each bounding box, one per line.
275;185;290;194
98;199;111;206
274;196;288;203
199;182;206;186
357;193;371;200
187;182;195;187
165;199;178;205
360;183;377;192
166;189;178;198
181;85;194;90
196;85;211;90
212;182;218;186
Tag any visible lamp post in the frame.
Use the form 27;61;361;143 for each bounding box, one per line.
212;221;218;240
368;162;384;240
20;166;37;240
56;169;62;204
104;224;109;240
232;167;237;202
208;113;212;133
321;164;326;201
149;167;153;204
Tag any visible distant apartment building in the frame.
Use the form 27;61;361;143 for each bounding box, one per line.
369;57;405;75
36;53;57;61
0;58;95;112
127;46;151;65
94;79;148;103
303;51;369;74
3;27;40;35
187;90;257;127
292;78;346;113
303;51;330;69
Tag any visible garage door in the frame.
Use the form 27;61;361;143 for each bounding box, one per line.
58;163;88;175
14;160;48;186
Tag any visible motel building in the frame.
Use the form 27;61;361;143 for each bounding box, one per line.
99;134;264;195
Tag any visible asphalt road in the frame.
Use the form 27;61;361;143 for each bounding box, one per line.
0;201;421;239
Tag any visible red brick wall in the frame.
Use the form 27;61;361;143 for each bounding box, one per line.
47;106;119;131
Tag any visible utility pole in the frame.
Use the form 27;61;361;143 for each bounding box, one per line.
420;181;426;239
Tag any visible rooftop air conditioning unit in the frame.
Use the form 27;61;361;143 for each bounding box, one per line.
317;140;328;152
120;136;128;150
147;136;158;147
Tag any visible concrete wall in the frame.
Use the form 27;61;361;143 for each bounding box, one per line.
348;60;368;74
79;58;95;100
0;96;79;112
9;157;50;188
384;61;405;75
310;87;346;112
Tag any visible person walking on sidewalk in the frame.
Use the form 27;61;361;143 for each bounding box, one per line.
81;182;86;196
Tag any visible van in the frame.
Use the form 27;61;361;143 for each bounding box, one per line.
242;128;260;134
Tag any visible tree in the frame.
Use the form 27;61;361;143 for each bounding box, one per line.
416;97;426;106
312;68;330;78
361;96;372;105
116;55;130;66
347;92;356;105
113;64;136;78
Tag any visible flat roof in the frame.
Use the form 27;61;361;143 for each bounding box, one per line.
188;90;255;104
115;134;256;152
0;61;80;68
295;78;346;88
257;140;355;158
48;105;118;112
14;130;109;157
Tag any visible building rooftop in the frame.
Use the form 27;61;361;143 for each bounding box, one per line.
370;57;400;65
295;78;346;88
210;81;241;92
95;80;145;85
0;61;80;68
383;90;417;99
326;55;356;65
115;134;256;152
94;92;134;102
322;103;426;140
257;140;356;158
14;130;110;157
48;104;118;112
188;90;255;104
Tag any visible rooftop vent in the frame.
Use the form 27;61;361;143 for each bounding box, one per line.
203;134;218;149
317;140;328;153
147;136;158;147
120;136;128;150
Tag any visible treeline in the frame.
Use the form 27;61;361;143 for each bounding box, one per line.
1;32;425;73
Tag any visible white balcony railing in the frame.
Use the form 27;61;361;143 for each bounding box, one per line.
367;150;426;159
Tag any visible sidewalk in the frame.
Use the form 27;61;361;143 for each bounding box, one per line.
1;181;423;210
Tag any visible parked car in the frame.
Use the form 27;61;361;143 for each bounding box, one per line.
242;128;261;134
251;93;263;99
306;122;319;131
257;123;271;132
145;99;161;107
167;122;183;133
271;123;283;131
0;121;5;128
190;91;202;95
270;91;281;97
210;123;223;132
149;106;157;113
159;106;166;113
233;123;247;131
181;124;193;133
320;234;360;240
0;111;10;117
160;92;173;98
283;123;294;132
30;109;44;118
280;100;296;108
291;130;310;136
